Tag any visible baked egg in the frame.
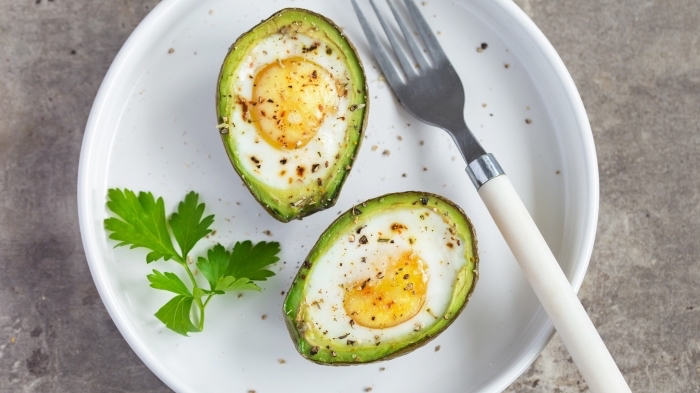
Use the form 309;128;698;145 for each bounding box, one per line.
216;8;368;222
284;192;479;364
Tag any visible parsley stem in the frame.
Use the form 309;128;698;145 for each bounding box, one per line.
197;301;206;331
199;295;214;331
179;256;206;331
180;257;198;287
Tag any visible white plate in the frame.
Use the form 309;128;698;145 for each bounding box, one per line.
78;0;597;392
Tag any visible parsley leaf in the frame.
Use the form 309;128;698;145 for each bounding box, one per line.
192;287;206;302
196;244;230;290
105;189;179;263
154;295;199;336
226;240;281;282
147;270;192;296
169;191;214;258
217;276;260;292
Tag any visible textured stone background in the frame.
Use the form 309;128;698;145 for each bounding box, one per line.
0;0;698;392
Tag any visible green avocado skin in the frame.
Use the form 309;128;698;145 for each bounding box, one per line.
216;9;368;222
283;192;479;365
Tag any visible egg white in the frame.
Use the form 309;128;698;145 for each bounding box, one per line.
229;32;353;189
303;207;467;345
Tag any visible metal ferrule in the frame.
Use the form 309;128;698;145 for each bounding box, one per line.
467;153;505;189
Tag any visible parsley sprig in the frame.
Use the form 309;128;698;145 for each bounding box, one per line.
104;189;280;335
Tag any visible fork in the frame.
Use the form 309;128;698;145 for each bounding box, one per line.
351;1;631;391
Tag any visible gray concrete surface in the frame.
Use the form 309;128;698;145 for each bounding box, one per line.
0;0;698;392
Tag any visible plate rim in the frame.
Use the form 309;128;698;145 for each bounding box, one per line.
77;1;197;391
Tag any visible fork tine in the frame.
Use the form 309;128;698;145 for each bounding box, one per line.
386;0;430;70
404;0;447;64
351;0;405;87
369;0;418;78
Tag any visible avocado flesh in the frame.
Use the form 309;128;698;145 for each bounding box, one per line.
283;192;479;364
216;9;368;222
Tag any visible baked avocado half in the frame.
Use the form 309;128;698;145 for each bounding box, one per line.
283;192;479;364
216;8;368;222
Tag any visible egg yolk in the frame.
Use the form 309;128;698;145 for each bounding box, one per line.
343;252;429;329
251;57;339;150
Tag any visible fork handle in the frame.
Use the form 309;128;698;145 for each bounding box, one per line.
474;172;631;393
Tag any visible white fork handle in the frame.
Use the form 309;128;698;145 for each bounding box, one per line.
478;175;631;393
